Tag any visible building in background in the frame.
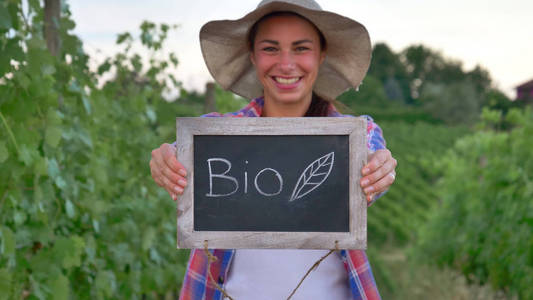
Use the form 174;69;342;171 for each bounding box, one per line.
516;79;533;103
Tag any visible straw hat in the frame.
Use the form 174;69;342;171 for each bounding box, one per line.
200;0;372;100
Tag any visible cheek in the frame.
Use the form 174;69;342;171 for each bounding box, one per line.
299;55;321;75
253;54;275;75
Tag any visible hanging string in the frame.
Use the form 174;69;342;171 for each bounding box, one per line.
203;240;235;300
203;240;341;300
286;241;340;300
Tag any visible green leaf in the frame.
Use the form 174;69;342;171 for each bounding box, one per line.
0;227;15;256
0;269;12;300
142;228;156;251
55;176;67;190
0;141;8;163
28;0;40;11
77;129;93;148
116;32;132;45
47;158;60;178
46;108;63;126
54;236;85;269
49;274;69;300
146;106;156;123
45;126;62;148
95;271;116;298
92;219;100;233
169;53;179;67
41;64;56;76
34;156;48;176
18;145;37;166
65;199;75;218
81;95;92;115
97;59;111;75
13;211;26;225
0;3;12;30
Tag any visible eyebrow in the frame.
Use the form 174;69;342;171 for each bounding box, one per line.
258;39;314;45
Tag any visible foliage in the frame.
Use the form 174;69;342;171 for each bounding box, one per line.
420;81;481;124
367;43;498;124
366;121;470;247
0;2;193;299
339;75;388;107
413;108;533;299
338;87;442;124
371;247;511;300
367;43;410;103
214;84;248;114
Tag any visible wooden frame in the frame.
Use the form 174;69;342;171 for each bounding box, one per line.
176;117;367;249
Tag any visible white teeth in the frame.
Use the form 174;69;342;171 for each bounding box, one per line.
275;77;299;84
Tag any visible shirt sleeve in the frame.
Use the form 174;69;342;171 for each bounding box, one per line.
364;115;386;153
363;115;388;206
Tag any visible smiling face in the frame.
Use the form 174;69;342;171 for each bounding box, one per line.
250;14;326;117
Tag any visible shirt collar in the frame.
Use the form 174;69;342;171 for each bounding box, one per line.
240;96;341;117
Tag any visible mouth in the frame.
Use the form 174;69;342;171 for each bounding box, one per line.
272;76;302;89
272;76;301;85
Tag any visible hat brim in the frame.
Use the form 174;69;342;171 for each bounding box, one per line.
200;1;371;100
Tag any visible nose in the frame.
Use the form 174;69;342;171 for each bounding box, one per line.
278;50;295;73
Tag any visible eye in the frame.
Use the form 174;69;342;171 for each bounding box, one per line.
262;46;278;52
295;46;310;52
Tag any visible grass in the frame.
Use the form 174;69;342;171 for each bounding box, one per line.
373;246;516;300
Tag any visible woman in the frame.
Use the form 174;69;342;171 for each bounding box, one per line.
150;0;397;299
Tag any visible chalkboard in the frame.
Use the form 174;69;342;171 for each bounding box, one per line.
176;117;367;250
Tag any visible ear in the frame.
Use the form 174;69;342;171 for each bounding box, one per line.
250;52;256;66
319;50;326;65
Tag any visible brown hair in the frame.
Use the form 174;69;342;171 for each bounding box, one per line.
304;93;332;116
248;11;334;116
248;11;327;52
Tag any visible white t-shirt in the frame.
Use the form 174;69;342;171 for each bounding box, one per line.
224;249;352;300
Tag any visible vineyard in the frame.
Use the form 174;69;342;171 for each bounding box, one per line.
367;121;470;247
1;1;531;299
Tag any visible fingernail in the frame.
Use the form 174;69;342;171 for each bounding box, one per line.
174;186;184;194
172;194;177;201
178;179;187;186
362;168;370;175
364;186;374;194
361;179;369;187
178;169;187;177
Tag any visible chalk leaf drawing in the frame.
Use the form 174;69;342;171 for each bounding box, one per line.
289;152;335;202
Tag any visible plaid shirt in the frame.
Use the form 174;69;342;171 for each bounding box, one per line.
179;97;384;300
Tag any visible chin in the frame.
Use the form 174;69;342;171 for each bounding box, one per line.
268;89;310;104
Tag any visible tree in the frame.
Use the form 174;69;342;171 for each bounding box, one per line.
420;81;481;124
0;3;197;298
367;43;410;103
402;45;466;99
44;0;60;56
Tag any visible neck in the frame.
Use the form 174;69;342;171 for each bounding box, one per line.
261;94;313;117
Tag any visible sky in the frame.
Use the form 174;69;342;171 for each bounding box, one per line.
69;0;533;98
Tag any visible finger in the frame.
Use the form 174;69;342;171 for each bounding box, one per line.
168;191;177;201
161;144;187;176
360;157;397;188
362;149;391;176
152;146;188;187
151;144;185;177
150;165;166;188
160;166;188;187
364;171;396;195
366;193;375;204
161;175;185;196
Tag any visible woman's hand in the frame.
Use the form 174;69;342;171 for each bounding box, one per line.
360;149;397;204
150;143;188;201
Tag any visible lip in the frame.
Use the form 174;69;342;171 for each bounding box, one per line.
271;76;302;90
